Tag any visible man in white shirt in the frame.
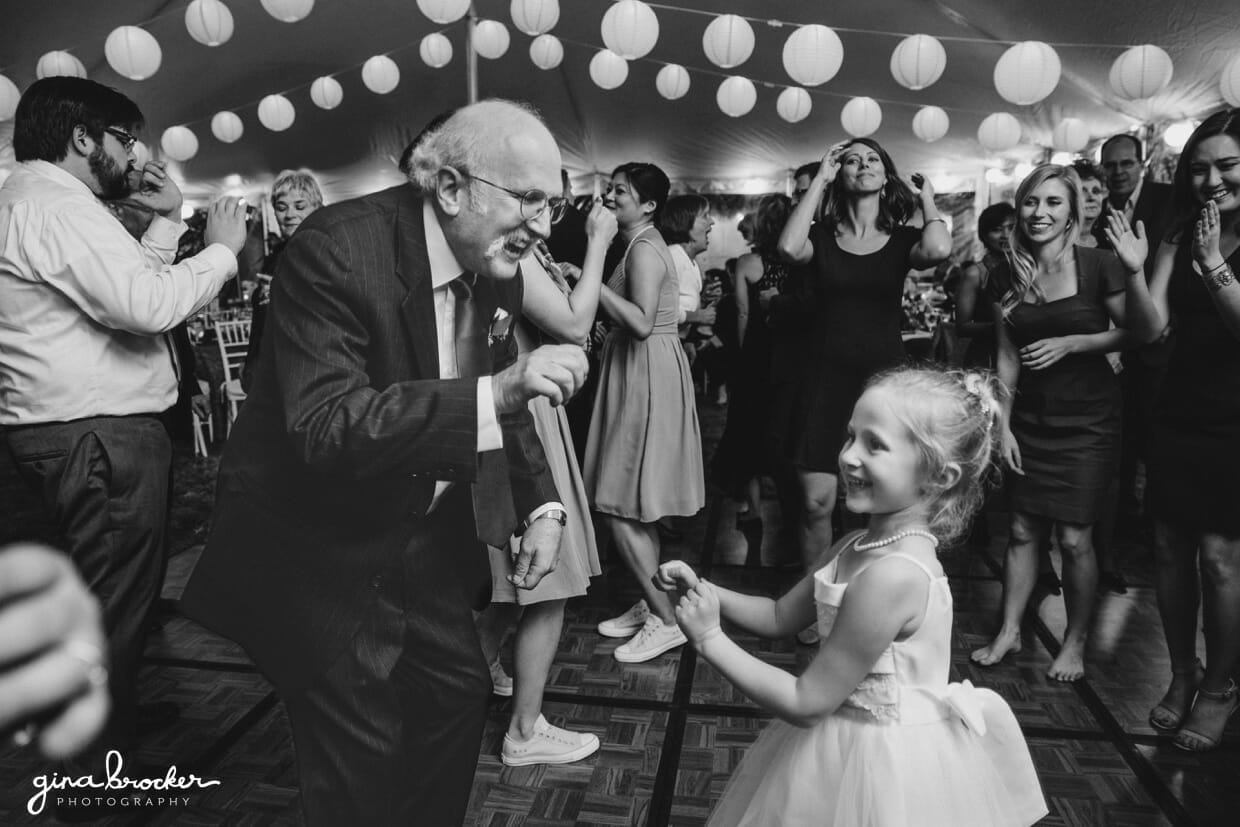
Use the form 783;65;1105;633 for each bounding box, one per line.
0;77;245;779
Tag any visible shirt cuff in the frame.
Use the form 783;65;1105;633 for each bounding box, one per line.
146;214;188;247
476;377;503;453
197;243;241;280
526;502;567;525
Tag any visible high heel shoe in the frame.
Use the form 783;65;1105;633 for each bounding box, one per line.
1148;659;1203;731
1173;678;1239;752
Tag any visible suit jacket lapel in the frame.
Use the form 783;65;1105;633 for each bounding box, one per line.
394;187;441;380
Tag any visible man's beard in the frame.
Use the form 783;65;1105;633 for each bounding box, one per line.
89;145;133;200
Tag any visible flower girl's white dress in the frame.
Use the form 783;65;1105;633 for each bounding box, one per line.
709;537;1048;826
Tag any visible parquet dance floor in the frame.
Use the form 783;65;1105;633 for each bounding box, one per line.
1;402;1236;826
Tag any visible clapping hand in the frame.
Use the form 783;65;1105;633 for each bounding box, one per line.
1103;211;1149;274
1192;200;1225;272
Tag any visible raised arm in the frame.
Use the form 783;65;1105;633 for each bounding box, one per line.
1104;210;1166;342
907;174;952;269
598;241;664;340
1189;201;1240;338
778;146;842;264
522;201;617;346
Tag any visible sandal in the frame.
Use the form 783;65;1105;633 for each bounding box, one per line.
1173;679;1239;752
1149;659;1204;731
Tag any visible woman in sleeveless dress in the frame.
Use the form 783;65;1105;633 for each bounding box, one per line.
481;202;620;766
1122;109;1240;751
584;163;706;664
776;139;952;636
971;164;1148;682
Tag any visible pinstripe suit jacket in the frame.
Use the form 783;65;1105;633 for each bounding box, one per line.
181;184;557;689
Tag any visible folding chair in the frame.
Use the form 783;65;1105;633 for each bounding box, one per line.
190;378;214;457
214;319;251;436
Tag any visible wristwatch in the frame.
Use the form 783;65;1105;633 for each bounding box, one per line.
526;508;568;529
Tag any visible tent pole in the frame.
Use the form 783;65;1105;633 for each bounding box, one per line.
466;4;478;104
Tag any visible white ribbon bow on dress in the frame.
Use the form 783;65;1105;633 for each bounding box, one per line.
936;680;988;735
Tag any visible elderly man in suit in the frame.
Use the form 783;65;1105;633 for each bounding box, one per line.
181;99;587;825
1092;133;1175;545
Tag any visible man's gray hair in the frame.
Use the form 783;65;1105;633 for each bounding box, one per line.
406;99;543;194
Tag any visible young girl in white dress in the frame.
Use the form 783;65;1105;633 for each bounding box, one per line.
657;366;1048;826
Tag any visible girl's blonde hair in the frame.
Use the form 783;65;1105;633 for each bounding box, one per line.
998;164;1083;317
864;366;1008;545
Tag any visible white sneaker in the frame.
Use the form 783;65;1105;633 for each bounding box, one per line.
597;599;650;638
501;715;601;767
489;659;513;697
613;616;687;663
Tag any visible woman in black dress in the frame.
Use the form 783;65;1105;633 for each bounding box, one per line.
1122;109;1240;751
712;194;792;562
955;203;1015;370
971;164;1148;682
776;139;952;580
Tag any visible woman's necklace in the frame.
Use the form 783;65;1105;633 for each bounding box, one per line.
854;529;939;551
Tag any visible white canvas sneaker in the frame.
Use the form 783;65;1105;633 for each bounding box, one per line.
597;599;650;638
613;616;687;663
501;715;601;766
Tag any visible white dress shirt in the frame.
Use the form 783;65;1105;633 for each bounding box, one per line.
422;201;562;524
669;243;702;324
0;161;237;425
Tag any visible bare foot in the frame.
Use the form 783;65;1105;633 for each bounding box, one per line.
971;631;1021;666
1047;642;1086;682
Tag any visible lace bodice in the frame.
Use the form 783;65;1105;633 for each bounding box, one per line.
813;535;954;723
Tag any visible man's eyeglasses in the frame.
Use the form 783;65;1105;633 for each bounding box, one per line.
105;127;138;152
463;173;566;225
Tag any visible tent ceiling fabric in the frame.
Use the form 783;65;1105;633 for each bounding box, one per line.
2;0;1237;203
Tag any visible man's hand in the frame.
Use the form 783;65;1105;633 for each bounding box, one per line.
0;544;110;759
203;196;249;255
190;393;211;421
509;517;562;589
123;161;184;218
492;344;588;412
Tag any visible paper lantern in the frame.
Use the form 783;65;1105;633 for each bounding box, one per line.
0;75;19;121
912;106;950;142
656;64;690;100
511;0;559;36
362;55;400;93
1163;121;1195;151
473;20;510;60
161;126;198;162
257;94;295;131
717;76;756;118
776;87;812;123
1220;52;1240;107
420;33;453;68
589;49;628;90
530;35;564;70
1109;45;1173;99
185;0;234;47
702;14;754;69
104;26;162;81
310;76;342;109
994;41;1060;106
601;1;659;60
36;51;86;79
418;0;469;24
978;113;1022;152
782;25;843;87
841;97;882;138
1052;118;1090;152
890;34;946;91
210;111;243;143
260;0;314;23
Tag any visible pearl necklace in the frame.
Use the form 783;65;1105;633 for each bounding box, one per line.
853;529;939;551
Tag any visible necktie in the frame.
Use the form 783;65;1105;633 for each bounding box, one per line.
448;273;515;546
